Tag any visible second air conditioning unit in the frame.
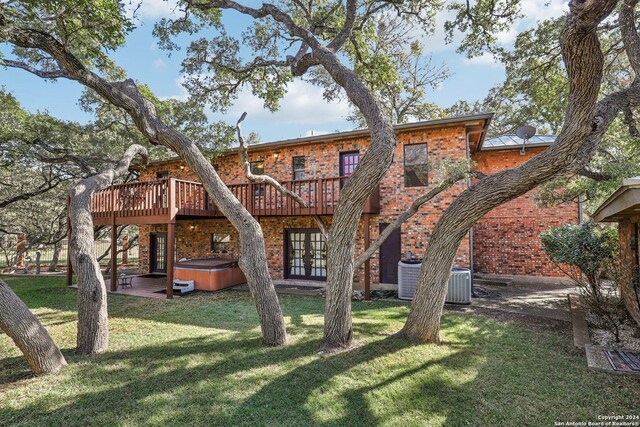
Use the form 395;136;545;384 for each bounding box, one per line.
397;261;472;304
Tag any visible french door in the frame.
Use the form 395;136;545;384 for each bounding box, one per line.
150;232;168;273
285;229;327;280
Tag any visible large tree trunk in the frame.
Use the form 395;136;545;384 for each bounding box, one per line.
399;0;625;343
4;29;288;346
69;145;148;355
0;279;67;374
157;131;287;346
321;127;396;351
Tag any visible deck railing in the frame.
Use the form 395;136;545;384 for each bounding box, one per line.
91;177;379;224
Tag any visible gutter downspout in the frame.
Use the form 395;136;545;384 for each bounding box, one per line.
466;129;486;281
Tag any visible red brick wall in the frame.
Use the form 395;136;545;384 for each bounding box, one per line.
471;147;579;277
137;135;579;280
137;123;472;285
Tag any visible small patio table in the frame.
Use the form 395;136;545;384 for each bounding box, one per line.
117;275;134;289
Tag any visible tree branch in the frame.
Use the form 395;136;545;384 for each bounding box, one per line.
235;113;329;238
577;168;612;181
327;0;357;52
0;176;63;208
1;59;70;79
354;174;467;270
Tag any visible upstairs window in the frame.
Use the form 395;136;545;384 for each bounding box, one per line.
250;161;264;175
404;143;429;187
250;161;265;196
339;151;360;177
211;233;231;253
292;156;306;180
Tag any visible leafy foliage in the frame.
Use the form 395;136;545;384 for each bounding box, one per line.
541;222;626;341
540;223;618;284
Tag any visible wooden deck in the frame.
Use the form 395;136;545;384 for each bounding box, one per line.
91;177;380;225
103;275;173;299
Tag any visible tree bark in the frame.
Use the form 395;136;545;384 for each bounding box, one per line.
0;279;67;374
69;144;148;355
399;0;627;343
47;241;61;272
2;29;289;346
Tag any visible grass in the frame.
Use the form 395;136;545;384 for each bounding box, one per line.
0;276;638;426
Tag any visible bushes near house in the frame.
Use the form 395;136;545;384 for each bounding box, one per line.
541;223;627;342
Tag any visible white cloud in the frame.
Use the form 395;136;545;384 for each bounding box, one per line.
227;80;351;125
462;52;502;68
165;77;350;128
153;58;166;69
125;0;181;21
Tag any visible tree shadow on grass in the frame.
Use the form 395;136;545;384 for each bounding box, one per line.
0;312;498;426
3;312;637;426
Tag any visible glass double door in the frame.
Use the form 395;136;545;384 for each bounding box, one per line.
286;229;327;280
150;232;167;273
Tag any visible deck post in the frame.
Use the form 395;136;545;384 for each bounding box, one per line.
110;217;118;292
166;222;175;299
65;195;73;287
364;213;371;301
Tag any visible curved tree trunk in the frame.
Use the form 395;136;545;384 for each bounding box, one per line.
0;279;67;374
47;241;61;272
321;126;396;351
156;131;287;346
70;145;148;355
399;0;628;343
3;29;288;346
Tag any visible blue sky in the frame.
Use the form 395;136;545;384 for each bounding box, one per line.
1;0;566;142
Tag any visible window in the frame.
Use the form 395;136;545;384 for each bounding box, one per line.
250;161;264;175
292;156;306;180
404;143;429;187
156;171;169;179
250;161;265;196
211;233;231;253
339;151;360;177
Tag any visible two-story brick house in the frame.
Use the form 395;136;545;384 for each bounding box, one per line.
86;113;579;298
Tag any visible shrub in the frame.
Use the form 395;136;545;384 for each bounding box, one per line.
541;223;625;341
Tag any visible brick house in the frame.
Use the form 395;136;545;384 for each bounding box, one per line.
86;113;579;298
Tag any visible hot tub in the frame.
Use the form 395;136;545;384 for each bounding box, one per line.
174;258;246;291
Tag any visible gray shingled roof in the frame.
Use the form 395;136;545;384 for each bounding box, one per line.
481;135;556;150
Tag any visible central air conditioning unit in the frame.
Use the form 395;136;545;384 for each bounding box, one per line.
397;261;472;304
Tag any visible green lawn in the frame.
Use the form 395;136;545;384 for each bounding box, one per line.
0;277;638;426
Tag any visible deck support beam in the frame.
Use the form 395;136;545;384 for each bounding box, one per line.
364;213;371;301
166;222;175;299
110;219;118;292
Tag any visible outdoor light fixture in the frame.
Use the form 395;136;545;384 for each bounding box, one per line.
273;151;280;159
179;165;185;170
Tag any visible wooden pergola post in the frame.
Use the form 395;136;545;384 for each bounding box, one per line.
110;217;118;292
364;213;371;301
166;179;177;299
166;222;175;300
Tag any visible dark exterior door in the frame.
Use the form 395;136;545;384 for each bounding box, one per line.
285;229;327;280
379;224;401;284
150;232;168;273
